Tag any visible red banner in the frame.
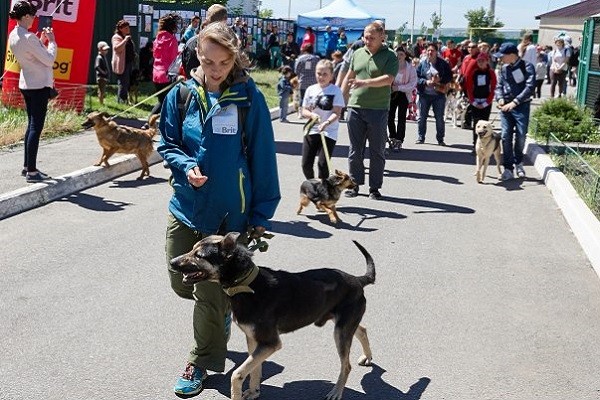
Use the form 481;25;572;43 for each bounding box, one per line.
2;0;97;112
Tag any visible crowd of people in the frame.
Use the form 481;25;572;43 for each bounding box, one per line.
4;1;583;396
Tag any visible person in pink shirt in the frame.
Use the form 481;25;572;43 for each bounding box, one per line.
151;13;180;116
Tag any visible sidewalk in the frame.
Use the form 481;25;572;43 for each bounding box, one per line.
1;94;599;277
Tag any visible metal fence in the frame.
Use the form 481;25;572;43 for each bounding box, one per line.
530;118;600;218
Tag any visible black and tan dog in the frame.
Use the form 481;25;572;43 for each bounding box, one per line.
82;112;159;180
474;119;503;183
170;232;375;400
297;170;356;224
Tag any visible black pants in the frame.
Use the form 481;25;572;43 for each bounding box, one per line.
535;79;544;98
388;91;409;142
302;133;336;179
20;87;51;172
471;104;492;147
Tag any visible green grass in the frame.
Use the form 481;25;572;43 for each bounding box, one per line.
0;68;280;148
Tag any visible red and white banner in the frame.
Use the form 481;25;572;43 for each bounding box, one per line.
2;0;97;112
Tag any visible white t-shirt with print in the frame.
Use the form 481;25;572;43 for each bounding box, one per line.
301;83;345;141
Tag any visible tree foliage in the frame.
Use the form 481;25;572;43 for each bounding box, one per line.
464;7;504;41
258;9;273;18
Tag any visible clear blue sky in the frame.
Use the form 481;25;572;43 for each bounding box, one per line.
260;0;576;31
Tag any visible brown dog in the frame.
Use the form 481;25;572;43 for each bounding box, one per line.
474;119;502;183
170;233;375;400
290;76;301;117
297;170;356;223
82;112;159;180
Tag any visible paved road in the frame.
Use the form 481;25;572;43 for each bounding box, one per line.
1;108;600;400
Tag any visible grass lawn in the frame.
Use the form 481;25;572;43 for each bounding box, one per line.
0;68;280;148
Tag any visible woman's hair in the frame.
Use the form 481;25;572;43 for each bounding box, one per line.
158;13;180;34
9;1;36;20
197;22;250;88
395;46;411;61
114;19;130;35
317;59;334;73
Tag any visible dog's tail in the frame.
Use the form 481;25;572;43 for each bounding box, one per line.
353;240;375;286
145;114;160;139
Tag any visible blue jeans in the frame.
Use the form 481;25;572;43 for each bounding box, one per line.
417;92;446;142
500;102;530;170
347;108;388;190
279;92;289;121
20;87;51;172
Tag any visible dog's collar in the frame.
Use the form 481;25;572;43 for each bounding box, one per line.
222;264;259;297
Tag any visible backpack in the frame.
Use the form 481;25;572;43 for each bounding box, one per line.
177;82;250;155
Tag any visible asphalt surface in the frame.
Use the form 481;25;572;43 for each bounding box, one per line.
1;90;600;400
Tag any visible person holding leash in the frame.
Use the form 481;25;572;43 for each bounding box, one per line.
493;42;536;180
8;0;57;183
158;22;280;396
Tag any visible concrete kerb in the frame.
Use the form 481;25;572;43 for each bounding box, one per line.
525;139;600;277
0;106;285;221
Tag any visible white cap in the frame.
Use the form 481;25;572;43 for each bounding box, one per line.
97;41;110;51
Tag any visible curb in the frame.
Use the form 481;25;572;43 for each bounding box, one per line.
525;139;600;277
0;105;286;221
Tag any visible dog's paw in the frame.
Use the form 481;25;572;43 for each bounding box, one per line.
325;387;344;400
357;355;372;366
242;388;260;400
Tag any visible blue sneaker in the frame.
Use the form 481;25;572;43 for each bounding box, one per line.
225;311;232;342
173;363;207;396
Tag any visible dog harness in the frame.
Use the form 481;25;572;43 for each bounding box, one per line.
222;264;259;297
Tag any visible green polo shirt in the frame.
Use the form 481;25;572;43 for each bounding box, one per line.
348;44;398;110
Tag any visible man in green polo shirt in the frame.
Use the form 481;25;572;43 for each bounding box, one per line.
341;22;398;199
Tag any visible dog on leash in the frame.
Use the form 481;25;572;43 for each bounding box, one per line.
82;112;159;180
290;76;302;118
170;232;375;400
453;94;470;128
444;88;459;124
297;170;356;224
474;119;502;183
128;68;142;105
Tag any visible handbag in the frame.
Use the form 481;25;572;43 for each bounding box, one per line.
48;87;59;99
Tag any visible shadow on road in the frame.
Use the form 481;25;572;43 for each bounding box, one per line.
58;192;132;212
196;352;431;400
108;175;168;188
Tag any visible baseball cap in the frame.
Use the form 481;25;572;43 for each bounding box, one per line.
476;52;489;62
492;42;518;58
97;41;110;51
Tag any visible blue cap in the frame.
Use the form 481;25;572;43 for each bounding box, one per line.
493;42;519;58
493;42;518;58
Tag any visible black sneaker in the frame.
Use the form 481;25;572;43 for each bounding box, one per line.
415;139;424;144
368;189;382;200
26;171;50;183
344;186;359;198
21;168;27;177
438;141;447;146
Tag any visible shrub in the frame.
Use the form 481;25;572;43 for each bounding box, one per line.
532;97;600;143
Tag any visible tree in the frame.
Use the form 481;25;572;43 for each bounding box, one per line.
420;22;428;36
464;7;504;41
395;22;408;44
258;9;273;18
430;11;442;39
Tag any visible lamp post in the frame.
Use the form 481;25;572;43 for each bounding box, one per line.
411;0;416;44
288;0;292;19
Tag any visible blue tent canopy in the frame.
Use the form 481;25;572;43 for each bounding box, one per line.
295;0;384;55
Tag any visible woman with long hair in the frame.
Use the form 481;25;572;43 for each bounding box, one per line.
151;13;180;115
8;0;57;182
158;22;280;396
388;46;417;152
111;19;136;103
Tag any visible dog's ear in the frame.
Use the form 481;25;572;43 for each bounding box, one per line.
335;169;343;176
220;232;240;256
216;213;229;236
99;111;111;119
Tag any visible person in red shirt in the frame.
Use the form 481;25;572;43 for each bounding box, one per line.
458;42;480;129
442;39;462;73
463;52;497;153
301;26;316;49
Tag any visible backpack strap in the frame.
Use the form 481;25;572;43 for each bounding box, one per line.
238;87;252;157
178;83;193;125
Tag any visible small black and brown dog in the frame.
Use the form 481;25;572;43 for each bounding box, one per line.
170;232;375;400
297;169;356;224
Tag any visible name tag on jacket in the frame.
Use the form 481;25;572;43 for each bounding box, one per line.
212;105;238;135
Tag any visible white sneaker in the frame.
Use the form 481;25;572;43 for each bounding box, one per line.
515;163;526;178
501;169;515;181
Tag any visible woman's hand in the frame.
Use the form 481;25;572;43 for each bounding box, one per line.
41;28;55;43
187;166;208;188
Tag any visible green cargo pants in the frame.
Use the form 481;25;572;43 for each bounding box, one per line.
165;214;230;372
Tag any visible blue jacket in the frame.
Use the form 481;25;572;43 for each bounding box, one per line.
277;76;292;97
415;57;452;94
158;73;281;234
494;58;536;105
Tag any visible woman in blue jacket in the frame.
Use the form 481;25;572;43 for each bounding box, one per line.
158;22;280;396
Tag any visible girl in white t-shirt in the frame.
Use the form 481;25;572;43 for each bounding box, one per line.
301;59;345;179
